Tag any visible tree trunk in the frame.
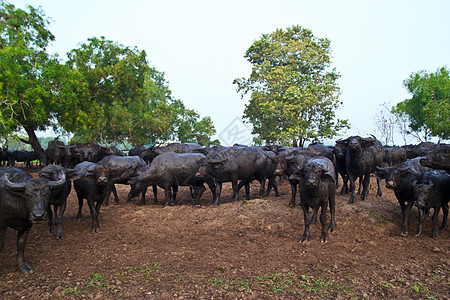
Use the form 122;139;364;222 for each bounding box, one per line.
22;126;47;165
292;139;298;147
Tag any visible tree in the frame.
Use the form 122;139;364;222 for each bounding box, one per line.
374;102;395;145
233;25;348;146
0;1;86;163
168;99;217;145
65;36;172;146
394;66;450;142
66;37;217;147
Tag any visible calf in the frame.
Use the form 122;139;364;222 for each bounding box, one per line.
290;157;336;243
0;167;66;272
39;165;78;239
73;162;110;232
414;170;450;238
376;158;431;236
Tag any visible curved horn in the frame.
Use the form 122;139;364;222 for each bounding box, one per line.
47;173;67;190
4;175;27;192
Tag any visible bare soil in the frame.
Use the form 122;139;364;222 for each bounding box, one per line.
0;167;449;299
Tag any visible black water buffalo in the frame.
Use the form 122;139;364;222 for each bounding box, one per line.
9;150;38;167
420;143;450;171
73;162;111;232
39;165;79;239
140;143;204;164
0;167;66;272
290;157;336;243
195;147;277;206
237;148;280;198
130;153;215;207
337;136;384;203
97;155;152;206
46;141;71;166
0;147;11;166
402;142;436;159
414;170;450;238
376;158;431;236
278;148;319;207
383;146;407;167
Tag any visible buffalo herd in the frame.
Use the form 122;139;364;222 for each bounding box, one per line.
0;138;449;273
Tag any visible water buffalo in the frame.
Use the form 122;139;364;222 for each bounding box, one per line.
278;148;319;207
73;162;111;232
130;153;215;207
337;136;384;203
39;165;79;239
9;150;38;168
376;158;431;236
289;157;336;243
414;170;450;238
0;167;66;272
97;155;152;206
382;146;407;167
195;146;278;206
420;143;450;170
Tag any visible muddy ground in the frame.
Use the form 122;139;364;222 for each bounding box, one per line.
0;167;449;299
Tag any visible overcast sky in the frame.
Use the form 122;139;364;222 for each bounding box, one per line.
11;0;450;145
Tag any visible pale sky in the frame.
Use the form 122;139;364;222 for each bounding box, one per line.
11;0;450;145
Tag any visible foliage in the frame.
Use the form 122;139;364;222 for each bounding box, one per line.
168;99;218;145
394;66;450;141
0;1;86;161
65;36;171;146
66;36;216;147
234;25;349;146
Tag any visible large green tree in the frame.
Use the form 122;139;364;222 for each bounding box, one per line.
66;36;217;147
65;36;173;146
234;25;348;146
393;66;450;142
0;1;86;162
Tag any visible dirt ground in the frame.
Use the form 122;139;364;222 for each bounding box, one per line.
0;167;449;299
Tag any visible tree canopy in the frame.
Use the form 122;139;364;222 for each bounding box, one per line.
233;25;348;146
0;2;216;155
393;66;450;142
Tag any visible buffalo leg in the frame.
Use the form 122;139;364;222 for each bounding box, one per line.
76;194;84;221
320;203;329;243
47;205;54;233
152;184;158;203
86;198;100;233
431;206;441;238
348;172;357;203
289;180;298;207
163;187;173;207
213;182;222;207
192;184;206;206
173;185;179;205
361;174;370;200
399;200;414;236
16;226;33;272
300;203;311;242
376;177;383;197
416;207;426;236
231;179;239;200
329;187;336;232
55;202;67;239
